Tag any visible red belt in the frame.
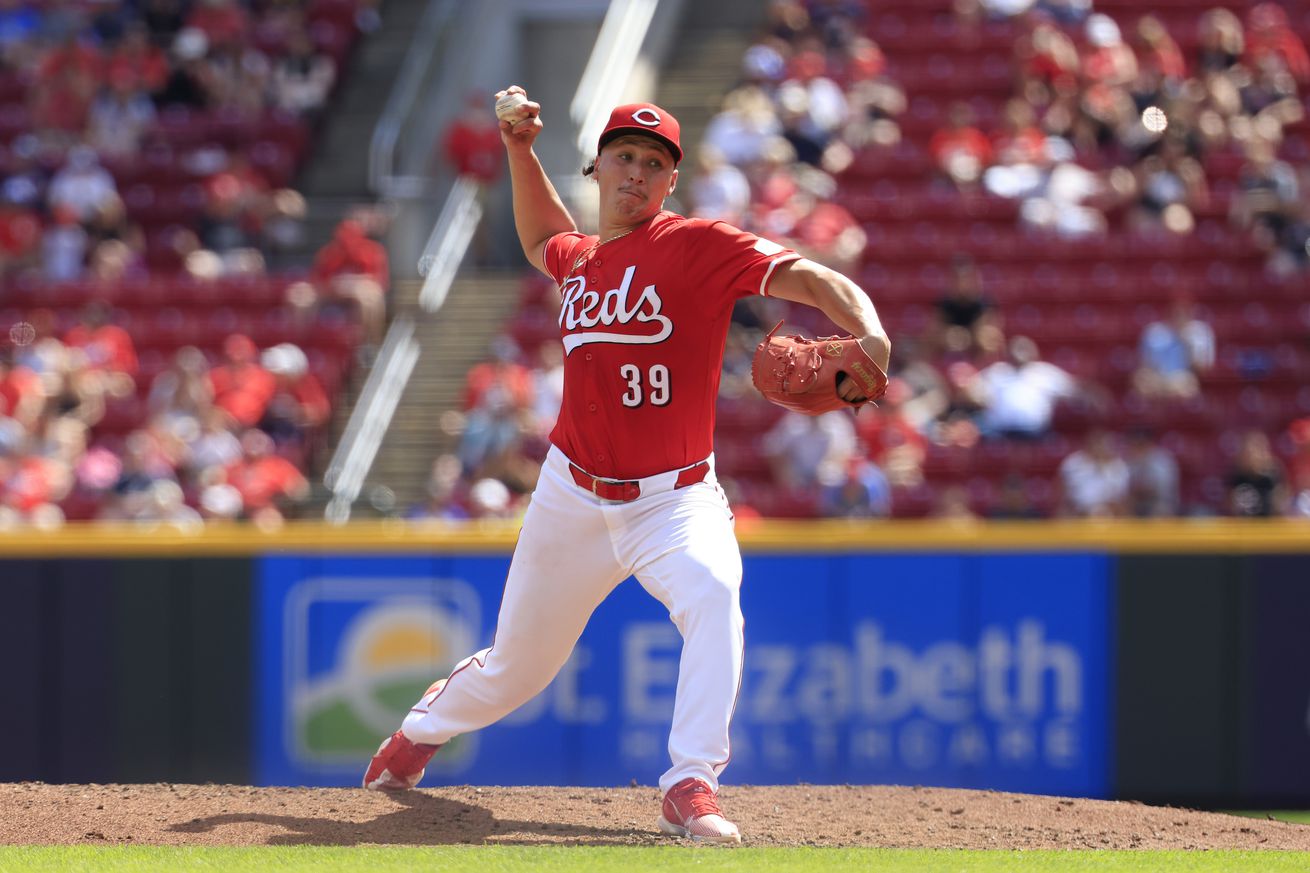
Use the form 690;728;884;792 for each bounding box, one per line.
569;461;710;503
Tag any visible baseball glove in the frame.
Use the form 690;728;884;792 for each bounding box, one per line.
751;322;889;415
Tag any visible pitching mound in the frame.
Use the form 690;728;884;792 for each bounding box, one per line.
2;783;1307;849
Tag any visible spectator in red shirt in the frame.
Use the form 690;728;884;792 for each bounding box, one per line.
223;427;309;524
747;137;801;232
28;67;94;142
64;301;138;399
0;351;45;430
992;98;1048;167
1082;14;1139;88
209;333;276;428
1133;15;1187;84
930;102;993;188
185;0;250;50
1016;21;1080;99
459;336;534;475
2;453;67;519
205;153;269;216
442;92;505;185
1245;2;1310;83
786;188;866;276
312;218;390;345
463;336;533;412
838;36;887;86
38;31;105;82
440;92;505;265
0;197;41;277
855;379;926;488
107;23;171;94
1;416;82;525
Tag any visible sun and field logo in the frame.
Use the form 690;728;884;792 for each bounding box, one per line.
282;577;482;774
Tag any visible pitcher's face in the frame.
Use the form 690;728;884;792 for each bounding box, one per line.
595;135;678;225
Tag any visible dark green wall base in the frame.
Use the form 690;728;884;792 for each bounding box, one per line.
0;559;253;784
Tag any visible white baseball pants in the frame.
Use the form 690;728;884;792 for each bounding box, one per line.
401;445;745;794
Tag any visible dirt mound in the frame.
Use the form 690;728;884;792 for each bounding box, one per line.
1;783;1307;850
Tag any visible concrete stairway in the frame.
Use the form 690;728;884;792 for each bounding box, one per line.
352;273;523;513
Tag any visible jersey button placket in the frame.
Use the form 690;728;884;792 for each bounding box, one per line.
588;402;597;412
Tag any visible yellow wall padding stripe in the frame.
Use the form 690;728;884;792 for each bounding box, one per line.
0;519;1304;557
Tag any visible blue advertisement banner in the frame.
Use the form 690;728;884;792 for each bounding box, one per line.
256;552;1112;796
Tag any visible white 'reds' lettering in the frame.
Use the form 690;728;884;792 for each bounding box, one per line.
560;265;673;353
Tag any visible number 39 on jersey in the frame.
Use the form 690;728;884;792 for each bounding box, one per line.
619;363;670;408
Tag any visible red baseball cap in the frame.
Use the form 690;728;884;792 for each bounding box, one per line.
597;103;682;164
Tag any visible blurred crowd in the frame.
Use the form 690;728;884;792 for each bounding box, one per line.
416;0;1310;522
944;0;1310;273
0;0;384;526
0;303;332;526
0;0;370;285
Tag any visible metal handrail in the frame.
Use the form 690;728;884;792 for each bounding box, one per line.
323;315;420;516
418;175;483;311
368;0;459;194
571;0;659;161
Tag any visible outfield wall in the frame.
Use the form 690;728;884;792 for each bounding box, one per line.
0;521;1306;806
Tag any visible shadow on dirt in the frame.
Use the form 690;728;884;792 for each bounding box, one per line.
167;790;654;846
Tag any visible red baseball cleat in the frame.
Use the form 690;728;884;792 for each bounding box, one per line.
363;679;447;791
657;777;741;844
362;729;441;791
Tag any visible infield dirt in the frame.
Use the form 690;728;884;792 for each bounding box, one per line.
2;783;1307;850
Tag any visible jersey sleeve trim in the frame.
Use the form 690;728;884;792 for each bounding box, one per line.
758;253;802;297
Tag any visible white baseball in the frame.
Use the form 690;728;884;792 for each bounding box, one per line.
495;92;531;123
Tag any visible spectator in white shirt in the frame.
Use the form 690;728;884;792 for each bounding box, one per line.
689;145;751;224
763;409;857;491
969;335;1079;439
87;75;157;157
1058;429;1130;517
47;146;119;223
703;87;783;166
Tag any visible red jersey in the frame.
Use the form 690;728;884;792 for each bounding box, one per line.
443;119;504;184
226;455;306;511
64;324;138;376
210;362;276;427
543;211;799;479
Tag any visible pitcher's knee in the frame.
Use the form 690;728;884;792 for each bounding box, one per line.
676;568;741;623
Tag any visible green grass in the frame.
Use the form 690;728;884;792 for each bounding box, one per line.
1230;810;1310;825
2;847;1309;873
